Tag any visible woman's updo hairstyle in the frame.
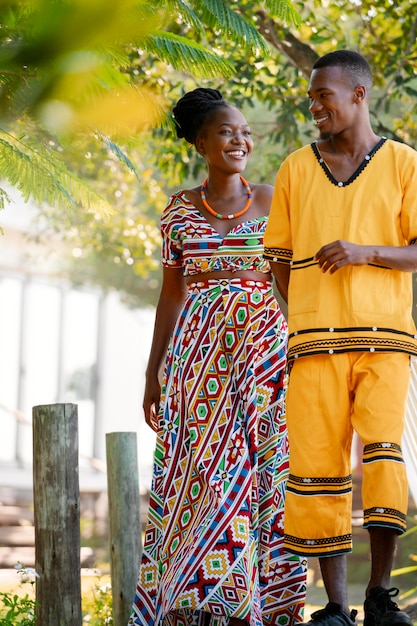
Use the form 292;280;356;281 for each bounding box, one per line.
172;87;229;145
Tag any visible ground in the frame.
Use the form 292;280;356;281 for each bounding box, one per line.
306;579;417;624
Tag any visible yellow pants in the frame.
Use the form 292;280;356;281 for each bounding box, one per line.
284;352;410;557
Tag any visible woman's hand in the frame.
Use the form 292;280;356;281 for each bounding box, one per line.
142;267;187;432
143;376;161;432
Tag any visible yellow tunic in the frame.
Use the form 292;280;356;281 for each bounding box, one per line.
264;138;417;362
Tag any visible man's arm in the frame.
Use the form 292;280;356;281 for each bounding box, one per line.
316;240;417;274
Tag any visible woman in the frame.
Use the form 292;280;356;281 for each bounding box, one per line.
129;88;307;626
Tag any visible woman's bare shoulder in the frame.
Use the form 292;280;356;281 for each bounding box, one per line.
250;182;273;196
180;186;200;207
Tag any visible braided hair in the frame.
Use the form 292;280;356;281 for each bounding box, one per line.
172;88;230;145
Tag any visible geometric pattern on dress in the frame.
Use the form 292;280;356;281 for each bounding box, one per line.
129;276;307;626
159;193;271;278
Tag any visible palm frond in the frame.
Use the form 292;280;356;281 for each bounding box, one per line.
156;0;205;35
98;133;140;179
144;31;235;77
0;131;114;216
198;0;270;56
0;70;22;95
0;186;12;210
96;44;132;70
264;0;303;28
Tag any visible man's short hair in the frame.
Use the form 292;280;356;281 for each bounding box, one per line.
313;50;372;91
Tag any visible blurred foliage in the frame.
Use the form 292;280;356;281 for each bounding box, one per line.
32;132;165;306
82;579;113;625
3;0;417;309
1;0;275;131
163;0;417;182
0;0;296;213
11;0;299;306
392;515;417;600
0;564;38;625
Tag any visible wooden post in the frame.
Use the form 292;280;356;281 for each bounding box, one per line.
106;432;142;626
33;403;82;626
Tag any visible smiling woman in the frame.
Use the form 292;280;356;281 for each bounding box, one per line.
127;88;307;626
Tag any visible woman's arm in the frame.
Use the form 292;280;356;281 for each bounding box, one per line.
143;266;187;431
270;261;291;304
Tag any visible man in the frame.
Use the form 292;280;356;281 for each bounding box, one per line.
264;50;417;626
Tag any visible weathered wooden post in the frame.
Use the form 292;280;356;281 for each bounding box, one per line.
106;432;142;626
33;403;82;626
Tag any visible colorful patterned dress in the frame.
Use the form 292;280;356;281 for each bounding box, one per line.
129;193;307;626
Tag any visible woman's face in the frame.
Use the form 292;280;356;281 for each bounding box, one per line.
196;105;253;174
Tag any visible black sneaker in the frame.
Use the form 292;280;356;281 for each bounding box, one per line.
364;586;412;626
306;602;357;625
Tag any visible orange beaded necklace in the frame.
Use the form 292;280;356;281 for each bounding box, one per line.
200;176;252;220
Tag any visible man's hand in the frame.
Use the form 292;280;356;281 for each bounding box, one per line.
315;240;371;274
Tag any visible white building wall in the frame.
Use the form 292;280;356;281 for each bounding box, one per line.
0;189;156;494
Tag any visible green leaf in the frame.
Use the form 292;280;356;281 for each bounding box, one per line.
264;0;303;27
98;133;139;179
156;0;204;35
198;0;270;55
0;130;114;215
144;31;236;77
0;187;12;210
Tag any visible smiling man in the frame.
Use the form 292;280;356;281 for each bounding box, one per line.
264;50;417;626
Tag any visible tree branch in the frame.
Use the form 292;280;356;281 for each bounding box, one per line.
255;9;318;77
254;9;409;145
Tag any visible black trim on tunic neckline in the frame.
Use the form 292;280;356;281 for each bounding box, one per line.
311;137;387;187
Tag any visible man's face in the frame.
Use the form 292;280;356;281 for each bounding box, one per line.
308;65;360;139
